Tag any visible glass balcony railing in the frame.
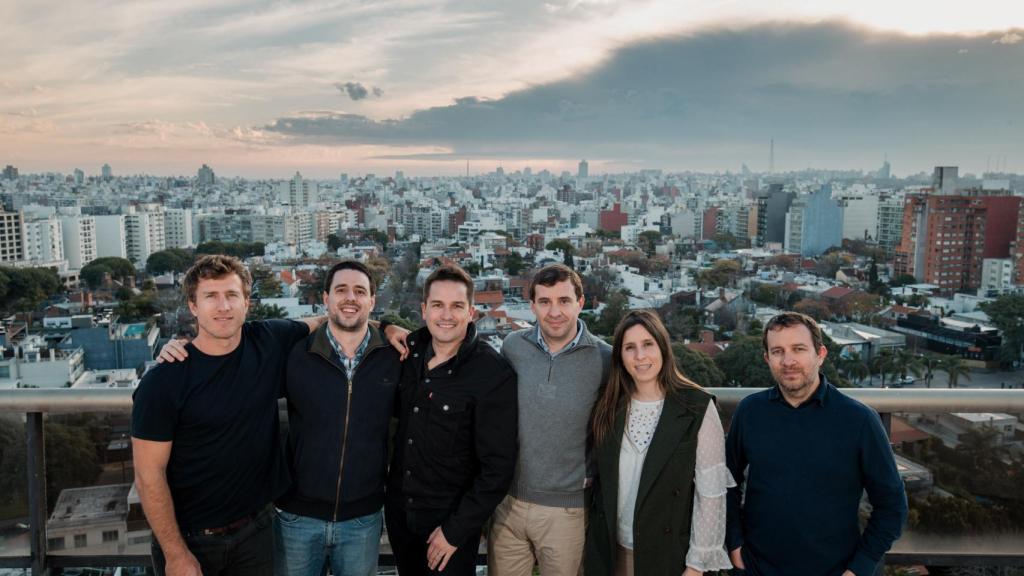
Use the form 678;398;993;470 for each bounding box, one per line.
1;387;1023;575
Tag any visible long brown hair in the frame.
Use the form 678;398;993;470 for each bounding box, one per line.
591;309;700;446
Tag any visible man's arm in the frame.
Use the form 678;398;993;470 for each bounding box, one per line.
845;411;908;576
132;438;201;576
725;402;747;569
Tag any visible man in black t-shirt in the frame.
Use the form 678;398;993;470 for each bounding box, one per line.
132;255;320;576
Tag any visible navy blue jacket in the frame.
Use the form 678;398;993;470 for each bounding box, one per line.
725;378;907;576
276;323;401;521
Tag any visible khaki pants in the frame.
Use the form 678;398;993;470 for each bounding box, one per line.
487;495;586;576
613;545;633;576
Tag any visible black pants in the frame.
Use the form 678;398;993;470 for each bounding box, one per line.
385;502;479;576
151;507;274;576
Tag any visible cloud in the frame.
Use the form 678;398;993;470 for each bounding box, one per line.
994;32;1023;44
335;81;384;100
264;22;1024;170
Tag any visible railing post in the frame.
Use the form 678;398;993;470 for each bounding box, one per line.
26;411;49;575
880;411;893;440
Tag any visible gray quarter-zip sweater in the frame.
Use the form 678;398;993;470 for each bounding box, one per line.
501;324;612;507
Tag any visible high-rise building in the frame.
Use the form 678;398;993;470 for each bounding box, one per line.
755;184;795;247
94;215;128;259
2;165;18;180
403;204;445;240
164;208;194;249
785;184;844;257
876;193;905;257
60;215;97;269
894;192;987;295
835;191;880;241
282;171;316;209
22;217;64;262
0;209;25;262
578;159;589;179
197;164;215;187
73;168;85;185
101;164;112;181
124;205;166;266
981;258;1015;293
932;166;958;196
1014;206;1024;286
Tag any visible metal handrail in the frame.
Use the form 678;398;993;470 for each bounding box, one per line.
3;386;1024;413
3;386;1024;574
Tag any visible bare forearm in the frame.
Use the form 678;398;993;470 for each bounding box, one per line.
136;472;190;558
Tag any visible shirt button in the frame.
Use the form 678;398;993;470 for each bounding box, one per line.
425;378;431;383
407;497;414;504
663;527;672;534
405;469;411;477
443;404;449;411
413;406;419;413
447;370;452;374
407;438;413;445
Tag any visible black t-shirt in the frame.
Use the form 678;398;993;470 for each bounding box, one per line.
132;319;309;530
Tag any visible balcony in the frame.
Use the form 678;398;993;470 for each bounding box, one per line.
1;386;1024;574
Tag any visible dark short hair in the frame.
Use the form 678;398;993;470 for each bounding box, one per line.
182;254;252;303
323;260;375;295
528;263;583;301
423;265;474;304
762;312;824;353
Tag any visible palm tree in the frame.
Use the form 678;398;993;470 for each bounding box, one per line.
894;348;924;384
917;353;943;388
840;351;870;385
938;355;973;389
871;349;897;387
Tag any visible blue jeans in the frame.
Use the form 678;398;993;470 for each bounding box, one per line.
273;507;383;576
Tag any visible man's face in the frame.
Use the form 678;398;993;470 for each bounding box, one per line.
530;280;584;344
188;274;249;342
763;324;827;401
421;280;475;347
323;268;375;333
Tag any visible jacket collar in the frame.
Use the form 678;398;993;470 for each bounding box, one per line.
308;321;388;362
407;321;480;371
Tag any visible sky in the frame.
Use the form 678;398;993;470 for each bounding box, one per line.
2;0;1023;178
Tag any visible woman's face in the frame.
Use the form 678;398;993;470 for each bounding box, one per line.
620;324;663;388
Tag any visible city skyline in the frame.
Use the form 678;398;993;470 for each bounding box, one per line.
2;0;1023;177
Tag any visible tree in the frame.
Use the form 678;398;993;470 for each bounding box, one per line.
637;230;662;257
698;259;741;289
672;344;725;387
327;233;344;253
893;348;924;382
714;336;774;387
815;253;853;279
145;248;193;275
81;257;136;289
44;422;101;509
0;416;27;514
0;267;63;312
917;353;943;388
871;349;897;387
247;302;287;320
195;241;264;259
505;252;525;276
938;355;972;389
837;351;870;385
890;273;918;287
588;289;629;336
792;299;832;321
979;294;1024;366
251;266;283;298
764;254;797;271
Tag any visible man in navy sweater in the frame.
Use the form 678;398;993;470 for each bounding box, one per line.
725;312;907;576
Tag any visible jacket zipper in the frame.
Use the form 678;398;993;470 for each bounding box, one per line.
332;373;354;522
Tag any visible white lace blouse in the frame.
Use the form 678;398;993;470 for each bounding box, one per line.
616;399;735;572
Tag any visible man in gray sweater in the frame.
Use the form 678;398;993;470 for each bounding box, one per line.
489;264;612;576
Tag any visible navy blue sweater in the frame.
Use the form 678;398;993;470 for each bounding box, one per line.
725;379;907;576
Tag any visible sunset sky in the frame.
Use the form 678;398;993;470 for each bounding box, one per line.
2;0;1022;178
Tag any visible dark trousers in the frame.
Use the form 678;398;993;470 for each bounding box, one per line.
385;502;479;576
151;507;274;576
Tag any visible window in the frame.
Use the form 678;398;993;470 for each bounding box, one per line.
74;534;87;548
102;530;118;542
48;537;65;551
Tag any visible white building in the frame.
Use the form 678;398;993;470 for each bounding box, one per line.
836;192;880;241
0;336;86;389
164;207;194;249
94;214;128;259
281;171;317;209
981;258;1015;293
60;215;97;268
124;205;166;266
22;217;64;262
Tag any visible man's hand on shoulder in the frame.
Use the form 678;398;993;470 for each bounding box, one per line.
384;323;411;360
164;549;202;576
157;339;190;363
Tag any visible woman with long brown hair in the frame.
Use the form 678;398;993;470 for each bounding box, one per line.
584;309;734;576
